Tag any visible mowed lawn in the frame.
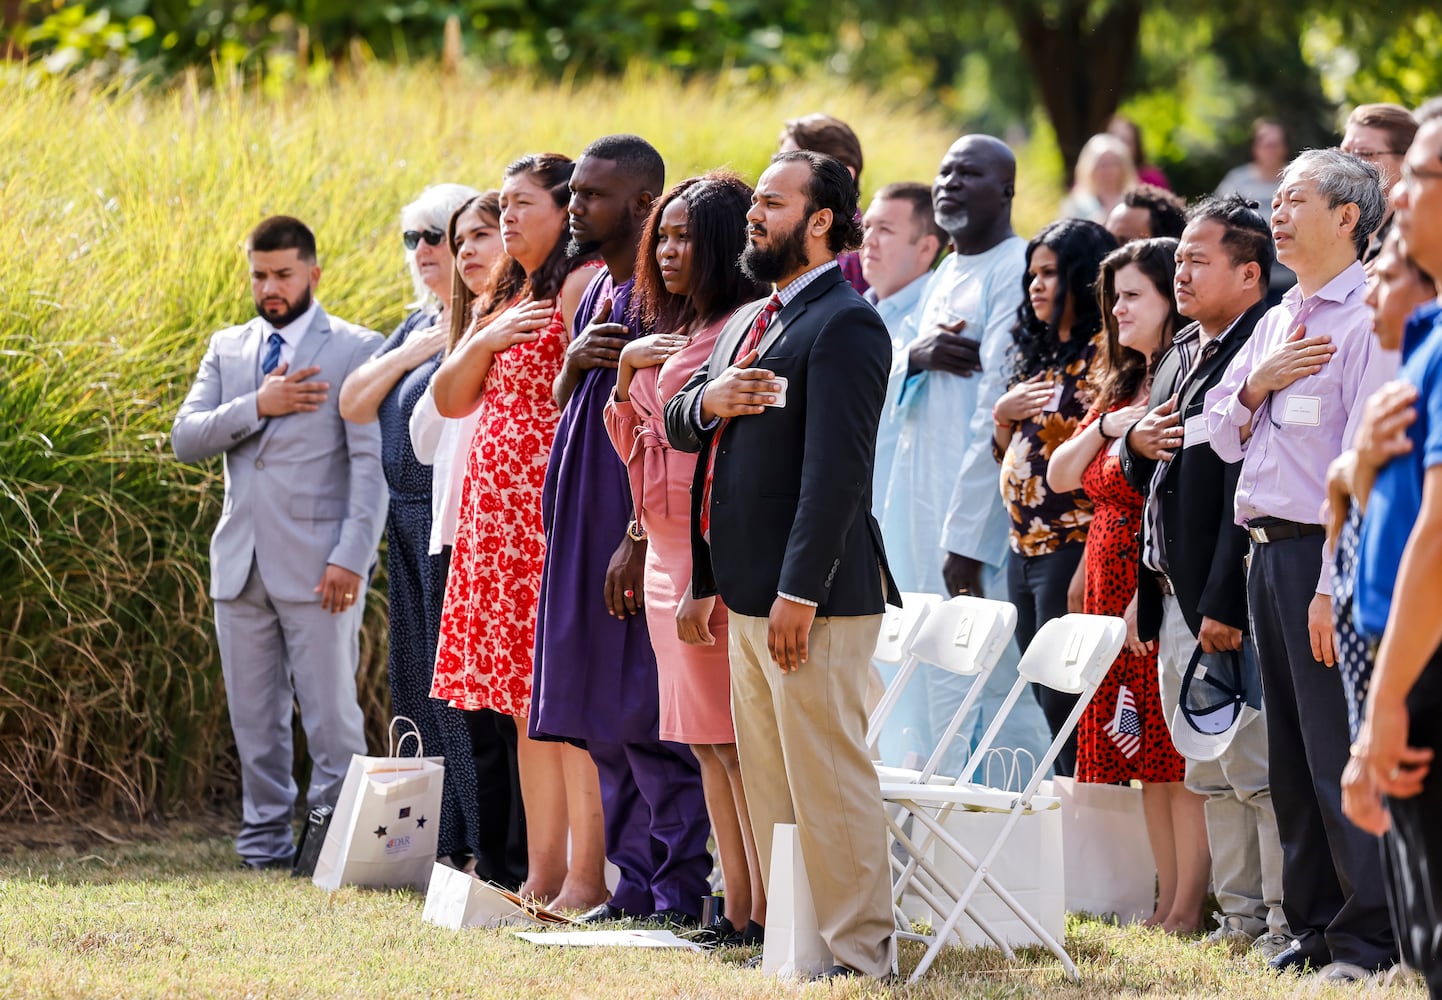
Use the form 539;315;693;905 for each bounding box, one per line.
0;828;1420;999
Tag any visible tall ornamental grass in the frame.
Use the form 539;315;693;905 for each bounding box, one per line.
1;64;1047;821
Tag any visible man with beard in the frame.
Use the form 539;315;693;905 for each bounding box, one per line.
531;135;712;928
878;135;1051;774
172;215;385;869
665;150;900;979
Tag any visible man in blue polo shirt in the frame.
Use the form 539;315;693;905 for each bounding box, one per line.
1347;111;1442;995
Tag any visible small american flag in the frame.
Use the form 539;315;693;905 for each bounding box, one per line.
1108;684;1143;759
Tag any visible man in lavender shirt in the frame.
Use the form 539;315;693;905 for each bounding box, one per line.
1204;149;1398;980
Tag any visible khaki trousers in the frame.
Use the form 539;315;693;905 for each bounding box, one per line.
1156;595;1286;937
730;612;894;978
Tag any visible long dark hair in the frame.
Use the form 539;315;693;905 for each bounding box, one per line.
445;190;500;353
1011;218;1117;383
474;153;598;326
633;172;767;335
1092;237;1184;410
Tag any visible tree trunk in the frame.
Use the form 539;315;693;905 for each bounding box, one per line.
3;0;25;58
1011;0;1144;184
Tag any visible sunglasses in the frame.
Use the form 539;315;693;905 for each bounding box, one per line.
403;229;445;251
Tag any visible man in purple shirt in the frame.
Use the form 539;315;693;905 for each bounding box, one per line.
1204;148;1399;980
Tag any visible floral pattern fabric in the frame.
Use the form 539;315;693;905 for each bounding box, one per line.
430;289;582;717
996;345;1096;557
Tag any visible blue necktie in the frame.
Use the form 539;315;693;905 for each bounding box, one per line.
261;332;284;375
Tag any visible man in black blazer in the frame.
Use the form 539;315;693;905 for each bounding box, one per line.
665;150;900;979
1120;195;1288;956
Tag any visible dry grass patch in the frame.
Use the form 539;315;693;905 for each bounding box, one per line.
0;833;1422;999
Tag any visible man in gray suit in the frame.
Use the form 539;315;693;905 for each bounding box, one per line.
172;215;386;868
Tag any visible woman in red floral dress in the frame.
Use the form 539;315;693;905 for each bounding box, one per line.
430;153;604;908
1049;237;1209;933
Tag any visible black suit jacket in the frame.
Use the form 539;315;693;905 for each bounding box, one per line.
663;267;902;619
1120;299;1268;642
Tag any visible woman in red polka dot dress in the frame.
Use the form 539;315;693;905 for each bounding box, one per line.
1048;238;1209;934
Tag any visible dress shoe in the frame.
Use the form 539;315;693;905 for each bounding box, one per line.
1252;931;1292;961
817;964;861;980
1314;961;1376;984
576;902;629;924
739;920;764;947
642;907;698;930
239;855;294;872
1267;940;1329;975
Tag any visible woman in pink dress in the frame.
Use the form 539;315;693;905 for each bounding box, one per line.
430;153;607;909
603;173;769;947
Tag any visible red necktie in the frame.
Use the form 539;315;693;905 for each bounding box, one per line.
699;293;782;539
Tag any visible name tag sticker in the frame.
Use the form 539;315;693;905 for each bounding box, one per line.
1282;394;1321;426
1183;414;1209;448
763;376;788;409
1042;384;1063;412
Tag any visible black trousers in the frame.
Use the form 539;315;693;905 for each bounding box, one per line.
1249;534;1395;968
463;709;528;888
1383;648;1442;996
1009;544;1084;777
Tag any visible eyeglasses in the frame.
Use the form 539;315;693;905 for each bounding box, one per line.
403;229;445;251
1402;162;1442;186
1346;149;1403;162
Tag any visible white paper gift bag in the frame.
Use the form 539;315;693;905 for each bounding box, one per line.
313;718;445;891
901;799;1065;949
1053;775;1156;922
761;824;832;979
422;863;542;930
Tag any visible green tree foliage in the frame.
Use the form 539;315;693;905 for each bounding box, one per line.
12;0;1436;186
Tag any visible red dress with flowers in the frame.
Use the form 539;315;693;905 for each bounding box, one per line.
430;300;572;716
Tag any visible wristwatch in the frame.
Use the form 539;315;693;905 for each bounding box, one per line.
627;518;647;541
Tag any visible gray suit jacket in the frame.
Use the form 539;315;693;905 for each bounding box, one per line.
171;306;386;603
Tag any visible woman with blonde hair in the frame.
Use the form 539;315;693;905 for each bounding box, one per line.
1062;132;1138;225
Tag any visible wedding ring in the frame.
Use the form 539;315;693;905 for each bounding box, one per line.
344;593;355;600
624;589;635;598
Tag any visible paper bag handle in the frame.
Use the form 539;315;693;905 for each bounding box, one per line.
388;716;424;758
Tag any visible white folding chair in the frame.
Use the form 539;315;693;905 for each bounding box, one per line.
874;594;1018;785
881;613;1127;983
866;591;943;754
873;595;1020;949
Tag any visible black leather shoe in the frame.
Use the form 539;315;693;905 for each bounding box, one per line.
1268;940;1329;975
819;964;862;980
739;920;765;947
642;907;698;930
577;902;629;924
